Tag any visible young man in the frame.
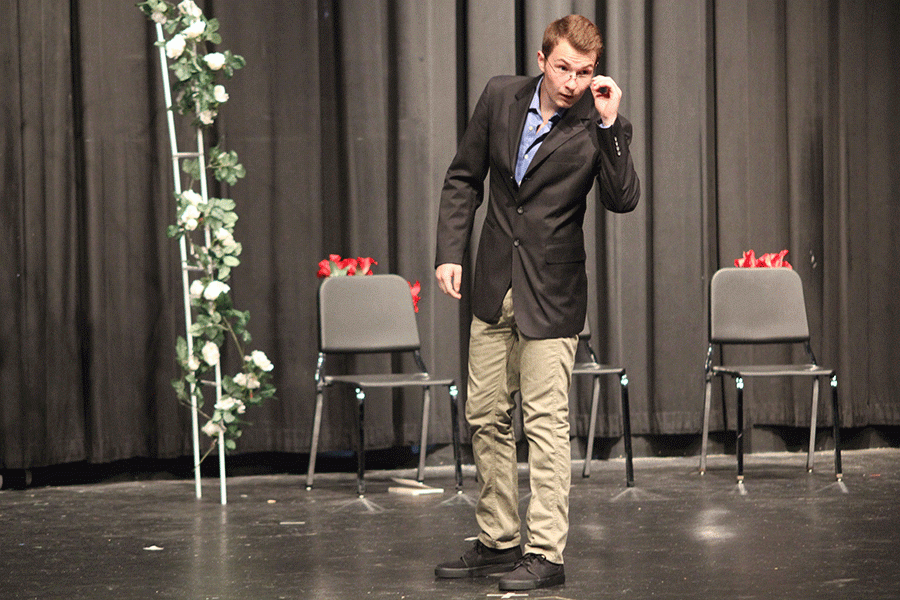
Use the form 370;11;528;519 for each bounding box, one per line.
433;15;640;592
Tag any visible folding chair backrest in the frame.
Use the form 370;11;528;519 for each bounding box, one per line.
580;314;591;341
710;267;810;344
319;274;421;353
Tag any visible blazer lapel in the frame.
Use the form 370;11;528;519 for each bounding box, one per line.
507;77;540;171
523;91;594;179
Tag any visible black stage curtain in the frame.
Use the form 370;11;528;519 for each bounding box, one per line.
1;0;898;470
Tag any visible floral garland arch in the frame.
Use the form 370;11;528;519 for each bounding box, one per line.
139;0;275;456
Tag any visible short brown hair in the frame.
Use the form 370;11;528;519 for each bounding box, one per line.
542;15;603;64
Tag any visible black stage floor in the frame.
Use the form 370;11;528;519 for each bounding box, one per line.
2;448;899;600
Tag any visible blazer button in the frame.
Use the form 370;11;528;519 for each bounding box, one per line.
517;207;524;214
513;239;520;247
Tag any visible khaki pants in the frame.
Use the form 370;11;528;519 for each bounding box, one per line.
467;288;577;565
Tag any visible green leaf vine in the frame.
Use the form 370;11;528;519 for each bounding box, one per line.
139;0;275;454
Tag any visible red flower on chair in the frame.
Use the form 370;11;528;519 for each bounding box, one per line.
409;280;421;313
317;255;420;312
316;254;378;278
734;249;792;269
356;256;377;275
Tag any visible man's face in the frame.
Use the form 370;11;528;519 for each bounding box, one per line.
537;39;596;112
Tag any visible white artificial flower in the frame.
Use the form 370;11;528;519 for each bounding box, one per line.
177;0;203;19
235;372;260;390
215;228;238;253
165;34;186;59
201;420;225;437
183;19;206;40
204;52;226;71
223;238;239;254
213;85;229;103
250;350;274;372
189;279;205;299
151;10;167;24
203;280;231;301
201;341;220;366
182;189;205;206
199;110;216;125
181;204;201;230
187;355;201;371
181;204;201;220
215;396;239;412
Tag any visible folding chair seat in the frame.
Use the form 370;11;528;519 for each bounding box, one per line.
306;274;462;496
573;318;634;487
700;267;842;482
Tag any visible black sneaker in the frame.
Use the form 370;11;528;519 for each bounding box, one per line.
498;553;565;591
434;540;523;578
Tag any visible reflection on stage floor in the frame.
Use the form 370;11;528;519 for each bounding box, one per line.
2;448;899;600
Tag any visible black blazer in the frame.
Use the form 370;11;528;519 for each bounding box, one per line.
436;75;640;339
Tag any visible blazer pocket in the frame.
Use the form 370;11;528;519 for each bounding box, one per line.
545;242;586;264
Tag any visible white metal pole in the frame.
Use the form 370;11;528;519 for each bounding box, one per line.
215;358;226;504
155;23;203;499
195;128;227;505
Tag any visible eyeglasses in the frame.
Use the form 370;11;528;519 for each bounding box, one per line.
548;62;595;82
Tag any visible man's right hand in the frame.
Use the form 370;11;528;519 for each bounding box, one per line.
435;263;463;299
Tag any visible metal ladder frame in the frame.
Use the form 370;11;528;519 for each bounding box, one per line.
154;22;228;504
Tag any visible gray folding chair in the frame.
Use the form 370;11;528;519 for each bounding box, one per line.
573;318;634;487
700;267;842;482
306;274;462;496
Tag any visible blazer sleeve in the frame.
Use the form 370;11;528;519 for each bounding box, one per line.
434;80;494;267
594;115;641;214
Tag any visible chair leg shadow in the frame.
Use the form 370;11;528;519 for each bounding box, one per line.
610;487;666;502
440;490;477;506
331;495;387;514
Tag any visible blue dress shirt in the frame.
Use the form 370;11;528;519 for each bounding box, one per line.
514;78;565;185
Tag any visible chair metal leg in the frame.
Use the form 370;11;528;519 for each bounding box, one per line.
417;387;432;483
830;375;843;481
355;387;366;496
448;384;463;490
700;377;713;475
306;388;325;489
807;377;821;472
735;377;744;483
620;372;634;488
582;375;601;478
